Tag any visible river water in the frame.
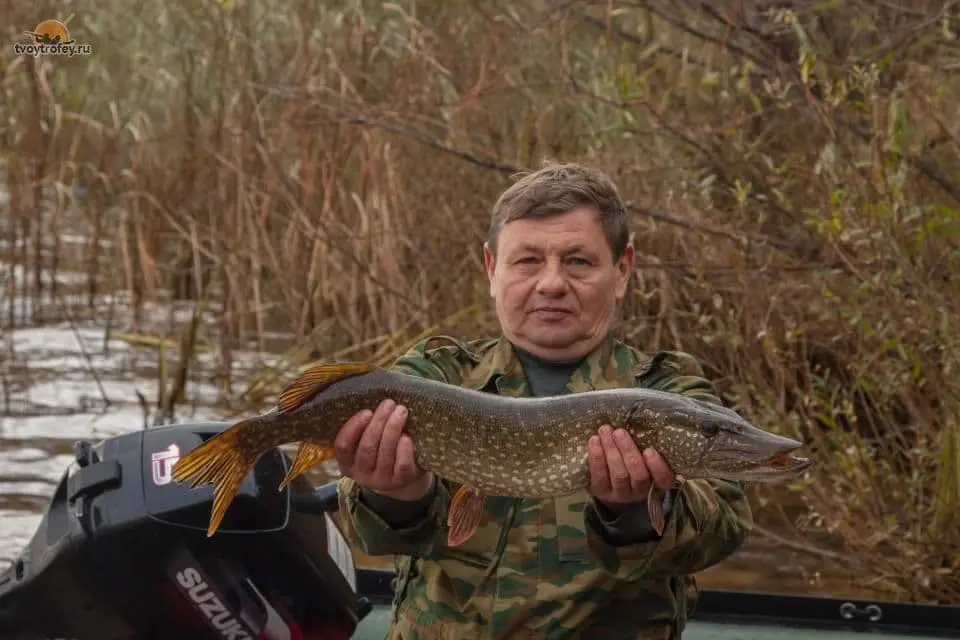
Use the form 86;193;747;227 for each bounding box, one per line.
0;254;886;603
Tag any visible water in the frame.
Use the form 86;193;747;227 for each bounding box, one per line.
0;322;219;557
0;256;889;602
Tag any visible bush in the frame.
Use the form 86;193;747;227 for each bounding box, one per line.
3;0;958;602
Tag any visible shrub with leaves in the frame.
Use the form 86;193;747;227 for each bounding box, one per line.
2;0;958;602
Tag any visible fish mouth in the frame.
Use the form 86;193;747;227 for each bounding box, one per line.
703;444;813;481
764;451;812;473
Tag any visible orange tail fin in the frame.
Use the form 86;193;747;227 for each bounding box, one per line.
171;417;262;537
173;361;376;536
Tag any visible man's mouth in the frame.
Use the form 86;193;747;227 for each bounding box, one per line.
531;308;572;319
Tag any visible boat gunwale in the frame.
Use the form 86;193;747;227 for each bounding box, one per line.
354;567;960;636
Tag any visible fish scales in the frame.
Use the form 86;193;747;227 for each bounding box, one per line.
252;368;646;496
171;361;812;541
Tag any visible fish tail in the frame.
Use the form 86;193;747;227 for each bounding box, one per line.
171;416;263;537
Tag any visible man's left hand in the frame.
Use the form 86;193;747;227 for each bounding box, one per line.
587;425;676;512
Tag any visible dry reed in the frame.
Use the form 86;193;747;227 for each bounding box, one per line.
2;0;959;603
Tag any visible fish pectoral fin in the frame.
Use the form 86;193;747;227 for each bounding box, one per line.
278;440;334;492
277;362;376;413
447;485;486;547
647;484;667;537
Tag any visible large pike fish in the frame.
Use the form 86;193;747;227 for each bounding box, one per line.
172;361;811;545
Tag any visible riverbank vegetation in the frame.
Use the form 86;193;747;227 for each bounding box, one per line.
2;0;958;603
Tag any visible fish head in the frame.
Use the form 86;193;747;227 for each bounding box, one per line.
625;391;812;482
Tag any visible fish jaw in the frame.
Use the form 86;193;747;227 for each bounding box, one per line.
621;391;814;483
700;425;812;482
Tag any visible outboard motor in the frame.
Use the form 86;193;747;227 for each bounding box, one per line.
0;422;371;639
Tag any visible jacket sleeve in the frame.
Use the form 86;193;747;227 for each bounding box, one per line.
583;351;754;581
336;341;462;557
592;490;677;545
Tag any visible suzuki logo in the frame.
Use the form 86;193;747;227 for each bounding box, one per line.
175;568;254;640
151;443;180;486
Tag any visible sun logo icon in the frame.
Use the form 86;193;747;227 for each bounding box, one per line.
15;19;92;57
24;19;74;45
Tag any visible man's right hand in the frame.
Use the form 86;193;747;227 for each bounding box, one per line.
333;398;434;501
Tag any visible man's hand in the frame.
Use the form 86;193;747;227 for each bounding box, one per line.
587;425;675;511
333;399;434;501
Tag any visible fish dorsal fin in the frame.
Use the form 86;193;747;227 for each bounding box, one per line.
277;362;376;413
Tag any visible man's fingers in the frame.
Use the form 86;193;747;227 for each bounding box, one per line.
612;428;649;494
333;409;373;470
643;448;675;490
376;403;408;477
393;434;418;481
587;434;610;492
599;426;630;495
355;399;394;473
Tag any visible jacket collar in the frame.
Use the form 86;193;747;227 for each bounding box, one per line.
461;331;635;396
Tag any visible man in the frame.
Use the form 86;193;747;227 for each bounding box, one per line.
334;163;753;639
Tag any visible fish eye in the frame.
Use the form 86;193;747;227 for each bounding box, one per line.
699;420;720;438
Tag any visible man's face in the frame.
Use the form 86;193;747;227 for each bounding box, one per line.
483;206;634;361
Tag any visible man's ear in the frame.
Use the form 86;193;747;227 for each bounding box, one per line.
483;242;497;297
614;244;635;300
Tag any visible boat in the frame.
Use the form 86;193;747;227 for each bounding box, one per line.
350;564;960;638
310;479;960;639
0;421;955;639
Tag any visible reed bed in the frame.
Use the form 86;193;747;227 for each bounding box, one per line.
2;0;959;603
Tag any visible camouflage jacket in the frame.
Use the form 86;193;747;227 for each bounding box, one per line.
337;332;753;639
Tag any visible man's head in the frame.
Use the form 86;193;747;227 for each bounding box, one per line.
483;162;635;362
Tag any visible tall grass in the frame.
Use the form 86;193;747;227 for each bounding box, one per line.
2;0;959;602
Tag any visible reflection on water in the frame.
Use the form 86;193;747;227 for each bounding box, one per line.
0;262;883;601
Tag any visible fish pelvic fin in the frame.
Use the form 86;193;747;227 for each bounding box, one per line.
447;485;486;547
278;440;334;492
647;483;666;537
171;417;262;537
277;362;377;413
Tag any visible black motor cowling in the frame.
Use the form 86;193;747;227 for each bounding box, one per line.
0;422;369;640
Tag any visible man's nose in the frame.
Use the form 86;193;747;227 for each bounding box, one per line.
536;262;569;296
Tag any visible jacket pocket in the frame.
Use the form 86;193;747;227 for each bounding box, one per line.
428;491;515;569
554;494;591;564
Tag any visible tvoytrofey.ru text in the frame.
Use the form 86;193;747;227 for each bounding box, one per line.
14;42;92;57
